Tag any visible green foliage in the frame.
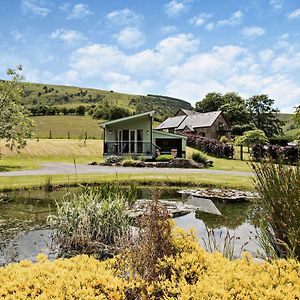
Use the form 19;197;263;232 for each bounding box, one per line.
90;100;131;120
109;106;131;120
195;92;224;112
191;151;207;164
156;154;174;162
0;66;34;149
246;94;285;137
219;136;229;143
195;92;285;137
48;185;137;257
294;105;300;125
134;95;192;121
235;129;269;147
252;161;300;259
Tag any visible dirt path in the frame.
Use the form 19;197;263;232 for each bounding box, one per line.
0;163;254;177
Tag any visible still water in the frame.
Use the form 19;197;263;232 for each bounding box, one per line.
0;187;262;265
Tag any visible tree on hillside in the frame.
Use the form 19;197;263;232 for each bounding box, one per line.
246;95;285;137
294;105;300;125
195;92;224;112
0;66;34;149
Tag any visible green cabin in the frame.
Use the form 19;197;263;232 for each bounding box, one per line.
101;111;186;159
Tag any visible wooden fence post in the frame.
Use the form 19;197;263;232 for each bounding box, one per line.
49;130;52;139
240;145;243;160
68;131;70;139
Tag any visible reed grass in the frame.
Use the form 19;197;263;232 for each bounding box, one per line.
252;160;300;259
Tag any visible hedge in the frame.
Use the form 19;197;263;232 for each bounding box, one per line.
184;134;234;159
252;144;299;164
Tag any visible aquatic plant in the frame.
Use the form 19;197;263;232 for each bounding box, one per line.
252;160;300;259
47;185;136;258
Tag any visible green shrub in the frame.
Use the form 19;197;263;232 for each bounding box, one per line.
191;151;207;164
156;154;174;162
219;136;229;143
122;159;143;167
235;129;269;147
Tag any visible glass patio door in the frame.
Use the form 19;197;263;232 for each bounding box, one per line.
129;130;136;153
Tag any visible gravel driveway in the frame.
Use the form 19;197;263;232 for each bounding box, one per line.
0;163;254;177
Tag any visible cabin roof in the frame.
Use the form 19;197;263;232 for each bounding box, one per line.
100;111;155;128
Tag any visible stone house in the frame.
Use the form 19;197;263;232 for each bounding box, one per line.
155;109;231;140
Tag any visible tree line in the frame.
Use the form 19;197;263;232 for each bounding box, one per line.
195;92;285;137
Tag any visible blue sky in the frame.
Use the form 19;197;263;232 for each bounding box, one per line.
1;0;300;112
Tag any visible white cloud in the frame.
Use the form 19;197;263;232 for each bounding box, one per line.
217;10;244;26
106;8;142;26
205;23;215;31
259;49;274;62
21;0;51;17
70;44;125;77
62;36;300;111
165;1;186;17
160;25;177;34
11;30;26;42
190;13;213;26
103;71;155;94
269;0;283;10
287;8;300;19
50;29;86;46
242;26;266;38
67;3;91;19
114;27;145;49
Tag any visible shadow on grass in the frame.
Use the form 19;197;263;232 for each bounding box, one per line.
0;165;24;172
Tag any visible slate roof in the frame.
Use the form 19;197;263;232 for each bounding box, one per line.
179;109;198;116
155;115;186;130
177;111;222;130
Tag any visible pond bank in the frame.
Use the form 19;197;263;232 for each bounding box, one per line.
0;172;254;193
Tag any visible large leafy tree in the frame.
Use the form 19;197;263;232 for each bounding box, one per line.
0;66;34;149
246;95;285;137
195;92;223;113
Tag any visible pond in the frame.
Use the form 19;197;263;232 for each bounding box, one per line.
0;187;262;265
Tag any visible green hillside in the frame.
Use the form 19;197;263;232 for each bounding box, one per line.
277;113;300;138
21;82;192;120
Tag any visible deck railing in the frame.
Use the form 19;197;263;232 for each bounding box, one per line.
104;141;154;156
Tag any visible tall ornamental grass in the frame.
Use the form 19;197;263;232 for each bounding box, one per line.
48;184;136;258
252;161;300;259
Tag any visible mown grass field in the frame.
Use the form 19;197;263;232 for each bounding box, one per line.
32;115;103;139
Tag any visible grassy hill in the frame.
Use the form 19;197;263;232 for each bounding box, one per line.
278;113;300;138
20;82;193;139
22;82;192;118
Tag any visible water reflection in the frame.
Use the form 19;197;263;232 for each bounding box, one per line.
0;187;262;264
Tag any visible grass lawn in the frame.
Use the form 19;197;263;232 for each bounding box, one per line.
0;139;102;172
186;147;252;172
32;115;104;139
0;172;254;192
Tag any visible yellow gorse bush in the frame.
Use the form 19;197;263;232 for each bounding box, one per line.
0;228;299;299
